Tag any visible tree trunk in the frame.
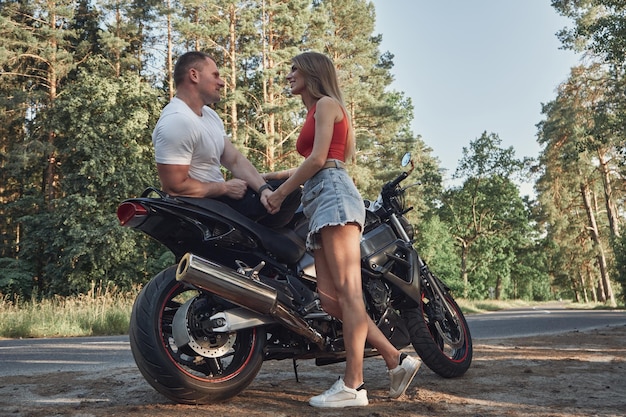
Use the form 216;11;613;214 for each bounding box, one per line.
45;12;59;207
576;270;584;303
228;3;239;146
597;148;621;238
580;266;588;303
572;272;581;303
495;275;502;300
114;5;121;77
166;0;174;100
458;238;469;298
261;1;276;170
587;265;598;303
579;181;616;306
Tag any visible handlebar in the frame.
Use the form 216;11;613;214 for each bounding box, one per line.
383;171;409;193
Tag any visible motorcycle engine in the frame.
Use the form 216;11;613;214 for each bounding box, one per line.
364;277;391;315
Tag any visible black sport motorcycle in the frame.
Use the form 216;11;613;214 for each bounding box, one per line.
116;154;472;404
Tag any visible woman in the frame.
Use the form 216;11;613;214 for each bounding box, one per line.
263;51;421;408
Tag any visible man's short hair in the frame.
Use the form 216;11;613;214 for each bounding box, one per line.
173;51;215;88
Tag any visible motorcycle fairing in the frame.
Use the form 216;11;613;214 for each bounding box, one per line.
120;192;306;264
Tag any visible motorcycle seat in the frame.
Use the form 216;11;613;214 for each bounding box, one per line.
176;197;306;264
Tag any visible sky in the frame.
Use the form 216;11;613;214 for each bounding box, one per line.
370;0;582;192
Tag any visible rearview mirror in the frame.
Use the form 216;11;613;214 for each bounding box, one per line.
401;152;412;167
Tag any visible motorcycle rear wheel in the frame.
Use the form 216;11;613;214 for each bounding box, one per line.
403;291;472;378
129;265;266;404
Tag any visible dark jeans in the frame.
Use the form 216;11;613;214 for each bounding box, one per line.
218;179;301;228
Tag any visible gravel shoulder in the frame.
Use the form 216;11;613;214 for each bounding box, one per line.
2;324;625;417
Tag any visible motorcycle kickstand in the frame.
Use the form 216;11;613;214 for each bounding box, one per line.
293;358;300;383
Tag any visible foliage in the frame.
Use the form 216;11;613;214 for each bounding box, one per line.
0;258;35;299
553;0;626;63
437;132;537;299
6;57;165;295
0;0;623;305
0;1;429;295
614;234;626;303
536;63;621;305
414;215;462;293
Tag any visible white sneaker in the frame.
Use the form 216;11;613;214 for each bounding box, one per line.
388;353;421;398
308;377;369;408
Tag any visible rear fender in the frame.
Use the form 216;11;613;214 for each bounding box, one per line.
118;196;259;260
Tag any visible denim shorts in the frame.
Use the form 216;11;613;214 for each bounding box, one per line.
301;167;365;251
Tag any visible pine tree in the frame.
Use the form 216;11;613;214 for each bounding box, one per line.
536;66;617;305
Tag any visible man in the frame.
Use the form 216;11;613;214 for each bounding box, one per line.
152;51;299;228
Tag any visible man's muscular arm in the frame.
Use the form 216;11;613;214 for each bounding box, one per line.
220;140;268;194
156;163;247;199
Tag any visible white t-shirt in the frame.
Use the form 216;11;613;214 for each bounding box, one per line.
152;97;226;183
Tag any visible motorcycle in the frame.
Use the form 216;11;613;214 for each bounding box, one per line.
116;153;472;404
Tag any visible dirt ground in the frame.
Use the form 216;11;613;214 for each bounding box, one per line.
1;325;625;417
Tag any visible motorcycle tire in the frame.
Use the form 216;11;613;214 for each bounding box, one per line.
403;292;472;378
129;265;266;404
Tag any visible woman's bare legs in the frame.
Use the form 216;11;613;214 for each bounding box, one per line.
314;224;401;388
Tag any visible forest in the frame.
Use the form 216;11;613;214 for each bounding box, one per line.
0;0;624;305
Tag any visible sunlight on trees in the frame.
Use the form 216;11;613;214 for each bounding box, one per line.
0;0;623;304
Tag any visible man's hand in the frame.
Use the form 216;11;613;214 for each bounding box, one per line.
223;178;248;199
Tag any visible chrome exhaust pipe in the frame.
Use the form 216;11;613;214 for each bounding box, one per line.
176;253;325;348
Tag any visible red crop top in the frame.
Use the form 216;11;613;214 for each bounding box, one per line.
295;102;348;161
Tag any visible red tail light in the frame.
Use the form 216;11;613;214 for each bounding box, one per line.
117;202;148;226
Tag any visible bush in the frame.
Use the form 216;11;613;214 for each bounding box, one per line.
0;258;35;299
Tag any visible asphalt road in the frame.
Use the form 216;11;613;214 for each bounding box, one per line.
1;306;624;377
0;336;134;377
468;305;626;338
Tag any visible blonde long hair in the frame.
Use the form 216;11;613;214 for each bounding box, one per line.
291;52;356;163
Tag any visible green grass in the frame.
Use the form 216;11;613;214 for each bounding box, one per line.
0;286;621;339
456;298;539;314
456;298;623;314
0;282;138;339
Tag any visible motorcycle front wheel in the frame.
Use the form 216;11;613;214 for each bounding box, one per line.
403;290;472;378
129;265;266;404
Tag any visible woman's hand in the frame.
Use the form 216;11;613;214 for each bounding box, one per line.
262;189;285;215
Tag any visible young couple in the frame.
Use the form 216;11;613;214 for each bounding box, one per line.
152;50;421;408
